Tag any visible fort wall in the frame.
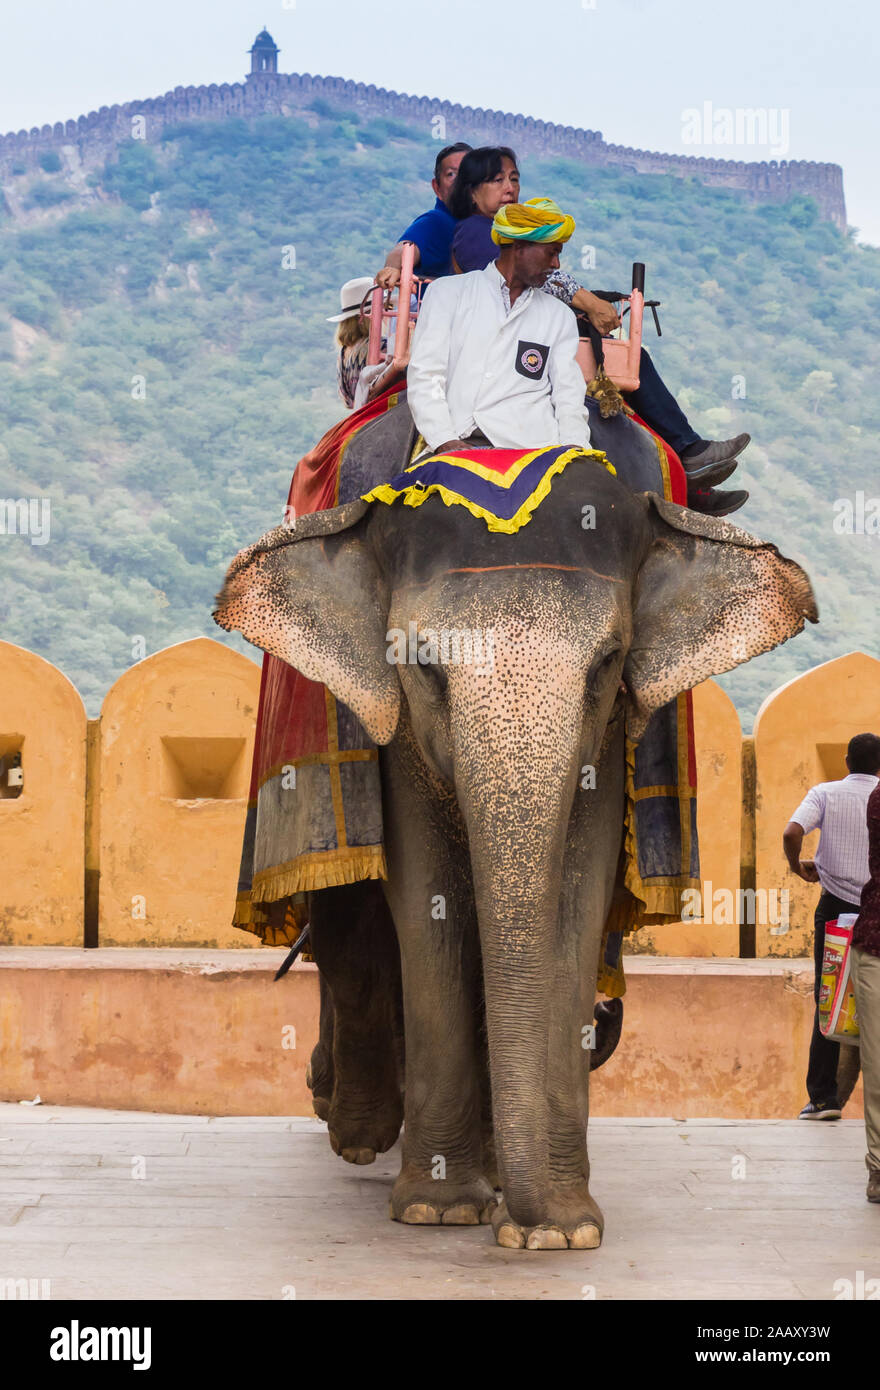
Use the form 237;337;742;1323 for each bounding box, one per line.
0;69;847;229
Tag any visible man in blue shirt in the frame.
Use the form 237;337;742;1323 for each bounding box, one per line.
376;143;471;287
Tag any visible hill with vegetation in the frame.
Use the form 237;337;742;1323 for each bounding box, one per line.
1;99;878;721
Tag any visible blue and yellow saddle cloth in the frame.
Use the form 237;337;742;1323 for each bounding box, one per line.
362;444;615;534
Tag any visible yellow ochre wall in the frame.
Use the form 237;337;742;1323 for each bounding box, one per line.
1;641;879;955
97;637;261;947
0;641;87;946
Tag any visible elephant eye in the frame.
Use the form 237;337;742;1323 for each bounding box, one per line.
415;652;448;700
594;645;621;673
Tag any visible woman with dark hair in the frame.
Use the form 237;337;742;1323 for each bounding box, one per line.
449;146;521;271
448;146;751;514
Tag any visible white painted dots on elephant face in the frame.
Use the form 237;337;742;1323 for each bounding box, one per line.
216;554;295;656
214;533;401;744
428;577;624;929
630;542;818;724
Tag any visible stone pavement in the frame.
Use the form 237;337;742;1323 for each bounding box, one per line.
0;1104;877;1301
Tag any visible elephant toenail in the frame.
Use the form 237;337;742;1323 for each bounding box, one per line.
441;1204;480;1225
496;1223;525;1249
341;1146;376;1165
401;1203;441;1224
570;1223;602;1249
526;1226;568;1250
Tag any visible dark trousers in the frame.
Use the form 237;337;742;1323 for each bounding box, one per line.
807;890;861;1104
628;349;699;456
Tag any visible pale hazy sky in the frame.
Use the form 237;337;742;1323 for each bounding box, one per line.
2;0;878;244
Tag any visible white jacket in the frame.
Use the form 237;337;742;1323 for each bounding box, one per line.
407;261;591;451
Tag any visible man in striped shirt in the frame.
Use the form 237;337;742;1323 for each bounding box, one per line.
783;733;880;1119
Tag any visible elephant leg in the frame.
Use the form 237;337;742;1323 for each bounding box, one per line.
308;881;404;1165
491;719;626;1251
381;724;497;1226
478;1020;500;1191
305;971;335;1121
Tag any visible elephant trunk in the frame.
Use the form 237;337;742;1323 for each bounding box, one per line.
448;630;585;1228
474;891;560;1227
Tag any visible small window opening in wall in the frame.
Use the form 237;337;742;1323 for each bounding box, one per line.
160;736;247;800
0;736;24;800
816;742;848;783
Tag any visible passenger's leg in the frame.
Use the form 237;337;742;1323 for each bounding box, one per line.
626;349;750;508
627;349;699;456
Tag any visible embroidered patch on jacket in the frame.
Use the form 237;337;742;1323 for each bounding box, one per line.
361;444;615;534
514;340;549;380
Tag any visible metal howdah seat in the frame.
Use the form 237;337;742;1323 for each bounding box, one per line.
576;262;652;393
363;249;655;401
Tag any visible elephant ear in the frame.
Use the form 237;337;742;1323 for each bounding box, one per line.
625;494;818;740
213;500;400;745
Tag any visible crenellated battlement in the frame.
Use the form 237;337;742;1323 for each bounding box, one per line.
0;56;847;229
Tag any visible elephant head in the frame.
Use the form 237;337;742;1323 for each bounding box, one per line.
215;472;816;755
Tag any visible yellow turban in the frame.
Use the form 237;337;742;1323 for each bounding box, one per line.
491;197;576;246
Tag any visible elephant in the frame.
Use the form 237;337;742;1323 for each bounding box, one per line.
214;455;816;1250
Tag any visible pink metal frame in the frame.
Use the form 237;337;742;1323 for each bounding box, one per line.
576;284;644;392
364;243;425;398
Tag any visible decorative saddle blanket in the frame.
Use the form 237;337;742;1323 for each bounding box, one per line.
362;444;615;534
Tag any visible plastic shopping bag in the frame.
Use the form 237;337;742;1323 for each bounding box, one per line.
819;914;860;1045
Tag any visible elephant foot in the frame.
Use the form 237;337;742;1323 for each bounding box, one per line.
306;1047;334;1123
490;1190;604;1251
390;1170;498;1226
327;1088;403;1165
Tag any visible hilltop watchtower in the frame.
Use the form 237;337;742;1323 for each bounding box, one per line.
249;28;279;75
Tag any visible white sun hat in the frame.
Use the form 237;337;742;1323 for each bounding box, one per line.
326;276;376;323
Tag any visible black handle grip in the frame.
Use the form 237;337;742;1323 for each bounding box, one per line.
632;262;645;293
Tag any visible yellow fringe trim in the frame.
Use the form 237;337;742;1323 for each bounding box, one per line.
233;891;260;927
250;845;387;901
363;448;615;535
234;848;385;940
596;964;625;1000
401;444;612;489
234;898;310;948
234;848;386;941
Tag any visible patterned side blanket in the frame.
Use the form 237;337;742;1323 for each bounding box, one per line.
363;444;615;534
233;392;698;996
233;381;407;939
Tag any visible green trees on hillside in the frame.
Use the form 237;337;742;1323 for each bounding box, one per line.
0;110;878;717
